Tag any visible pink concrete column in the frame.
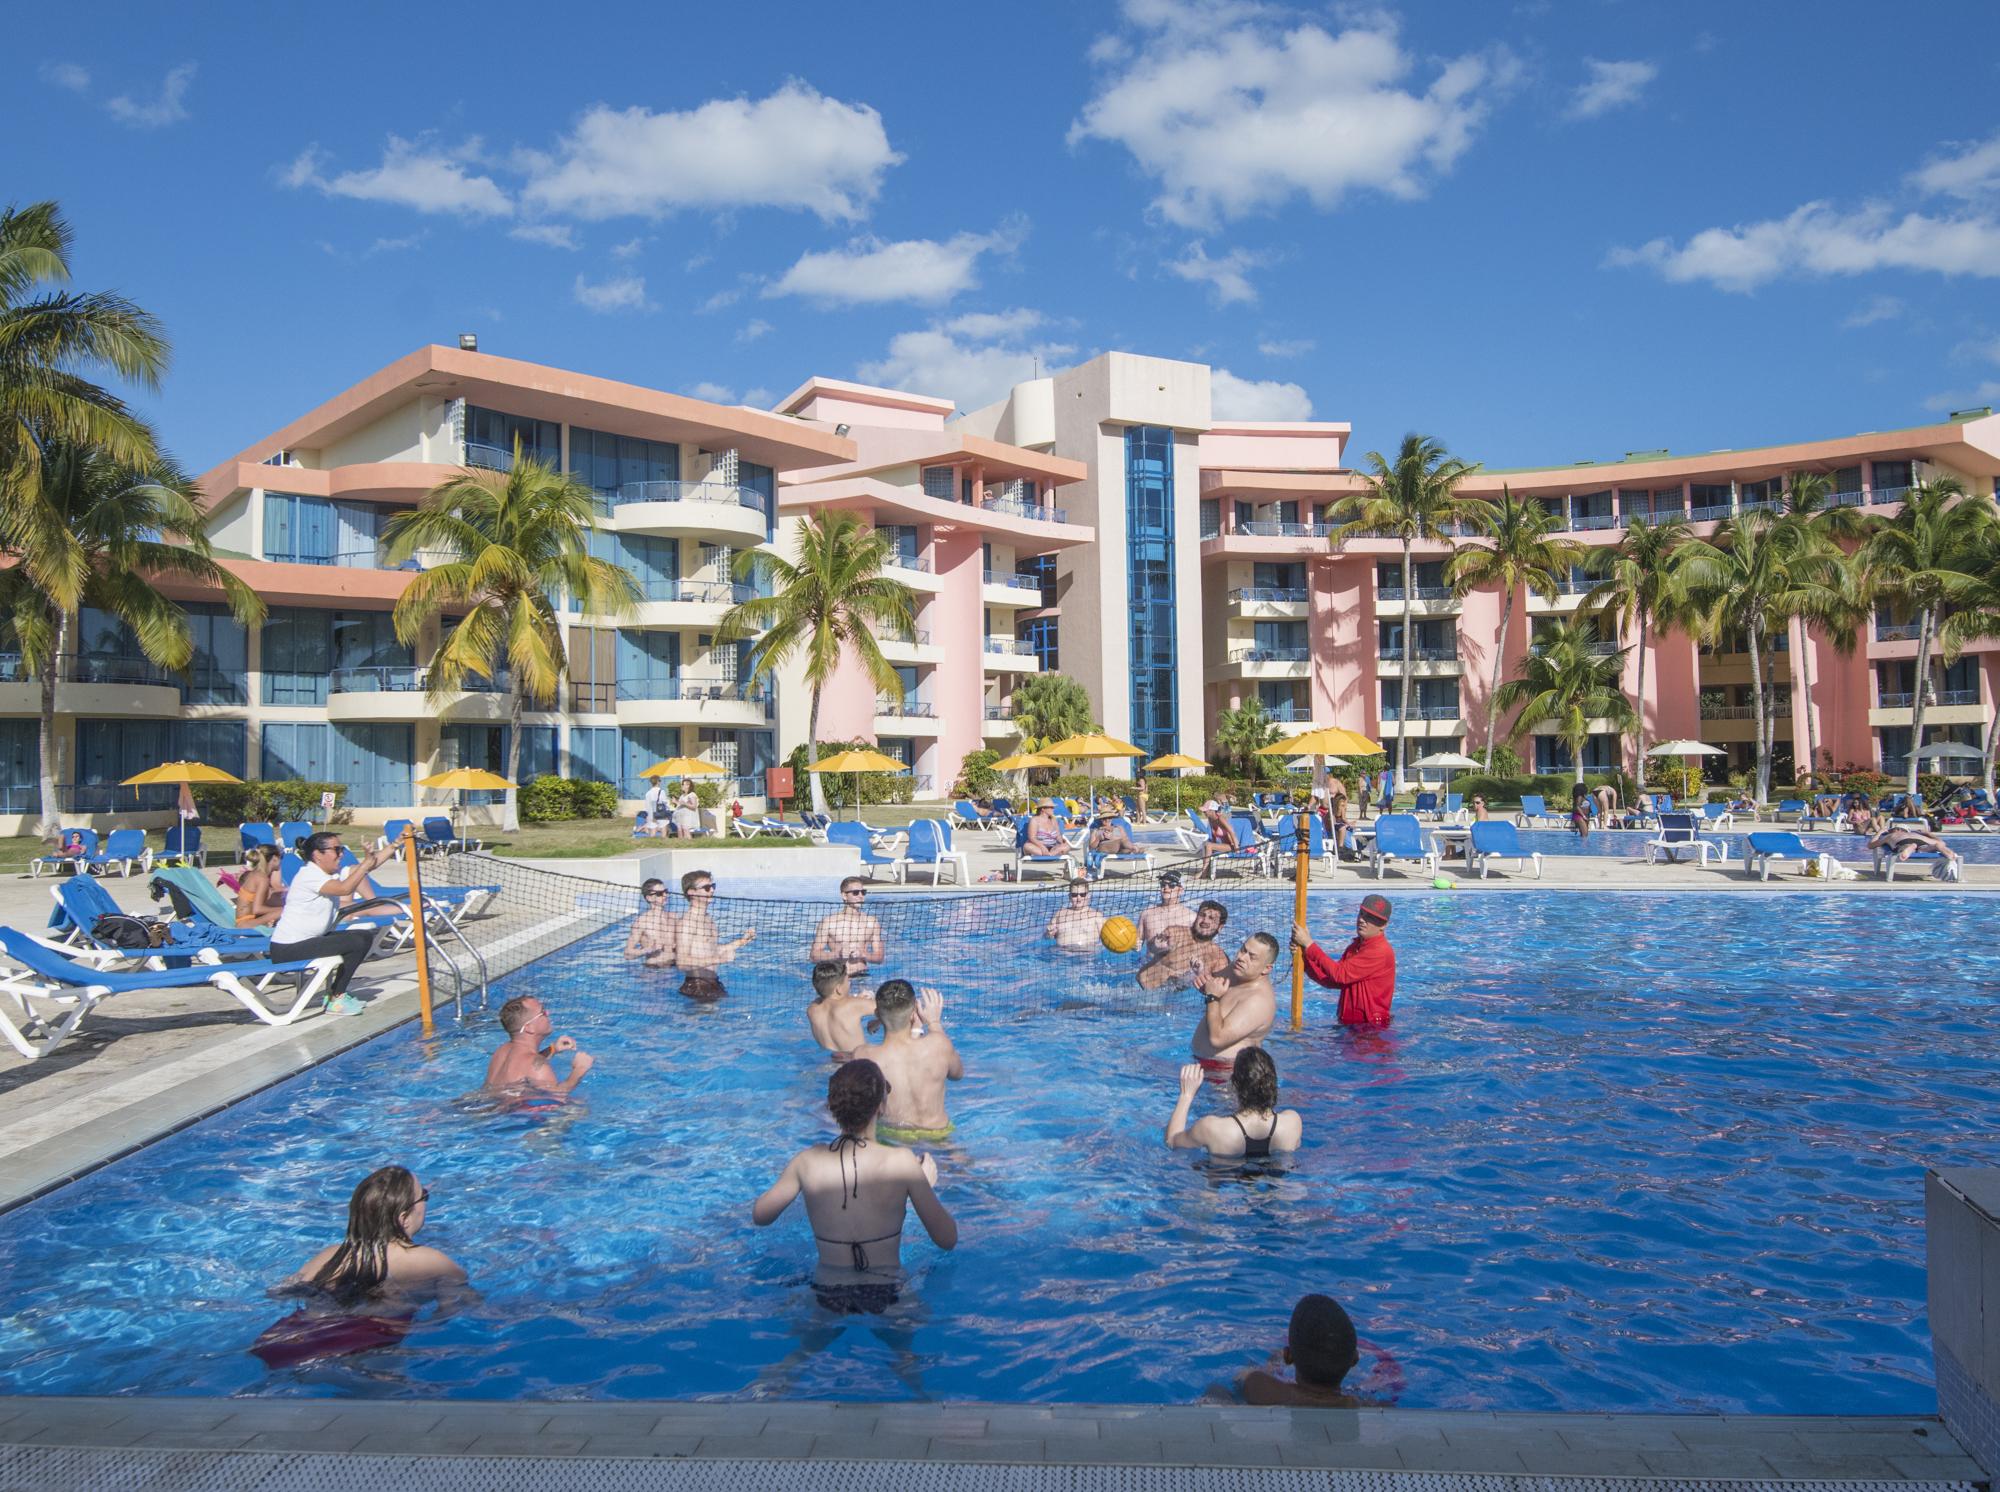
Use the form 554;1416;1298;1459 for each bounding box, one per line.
1455;586;1507;762
1819;646;1875;768
930;527;985;795
1650;634;1702;748
1310;556;1374;734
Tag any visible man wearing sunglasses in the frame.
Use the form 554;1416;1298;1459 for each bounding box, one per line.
810;876;885;977
483;995;594;1095
671;871;755;1000
1045;877;1106;951
623;878;679;965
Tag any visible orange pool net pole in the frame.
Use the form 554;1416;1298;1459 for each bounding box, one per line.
1291;808;1308;1030
402;826;434;1036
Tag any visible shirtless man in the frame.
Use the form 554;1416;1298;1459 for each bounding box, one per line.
1190;931;1278;1082
806;959;878;1060
483;996;594;1095
865;980;963;1144
810;877;886;977
1137;898;1231;991
1045;878;1106;951
1136;871;1195;954
623;878;678;962
671;869;754;967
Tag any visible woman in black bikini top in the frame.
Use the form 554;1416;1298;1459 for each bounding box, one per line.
1165;1047;1302;1159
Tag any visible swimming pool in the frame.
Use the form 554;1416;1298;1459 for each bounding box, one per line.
1502;825;2000;864
0;887;1990;1411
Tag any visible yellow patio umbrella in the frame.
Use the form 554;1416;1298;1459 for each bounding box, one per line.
808;747;910;820
417;767;516;841
121;758;243;824
639;756;725;779
1143;752;1209;816
1257;727;1382;758
990;751;1058;772
1043;733;1148;817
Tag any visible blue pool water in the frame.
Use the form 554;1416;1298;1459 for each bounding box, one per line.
0;888;1993;1410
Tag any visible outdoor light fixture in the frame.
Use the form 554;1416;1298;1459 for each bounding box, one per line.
458;333;478;351
835;423;851;435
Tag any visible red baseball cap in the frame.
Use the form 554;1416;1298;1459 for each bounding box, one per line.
1358;894;1392;925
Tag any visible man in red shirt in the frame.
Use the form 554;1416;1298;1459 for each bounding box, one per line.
1292;894;1397;1026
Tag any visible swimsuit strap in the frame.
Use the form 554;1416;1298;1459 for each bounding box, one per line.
828;1133;866;1208
812;1229;901;1273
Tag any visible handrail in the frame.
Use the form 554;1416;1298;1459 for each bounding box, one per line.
883;552;934;574
982;569;1041;590
1376;585;1452;601
1230;647;1310;663
614;480;765;511
330;665;425;693
1230;586;1310;602
983;637;1034;655
1378;646;1460;661
979;496;1069;524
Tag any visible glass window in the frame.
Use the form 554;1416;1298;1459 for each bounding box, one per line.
1017;615;1059;670
622;535;680;601
568;726;620;783
261;722;330;782
921;466;956;501
1871;460;1913;491
1124;426;1179;759
616;630;680;698
264;493;337;564
741;459;775;540
261;608;333;705
331;723;413;809
621;727;681;799
465;407;559;471
1831;466;1863;496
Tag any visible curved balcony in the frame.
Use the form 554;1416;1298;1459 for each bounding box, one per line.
981;569;1046;607
881;630;942;665
600;579;758;629
874;696;942;737
0;653;182;718
613;676;773;729
326;664;433;722
981;637;1041;672
979;495;1069;525
601;481;769;544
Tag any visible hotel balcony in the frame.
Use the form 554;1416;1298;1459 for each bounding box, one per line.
1209;646;1311;682
1200;520;1338;560
1873;621;1923;642
1226;586;1309;619
1375;646;1462;677
1697;701;1792;740
326;665;430;721
0;653;183;718
1375;584;1463;617
1524;580;1595;613
874;696;943;737
880;629;944;666
1376;706;1464;738
981;569;1046;608
595;479;769;546
982;703;1021;737
593;579;756;630
1869;690;1985;728
979;495;1069;525
613;676;773;729
982;637;1041;672
881;552;946;593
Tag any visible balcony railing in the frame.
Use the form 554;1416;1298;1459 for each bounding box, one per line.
1879;689;1981;708
1377;585;1452;601
616;676;772;710
983;637;1035;656
1831;490;1866;507
1689;503;1733;522
611;480;766;512
330;665;425;693
1378;645;1459;662
883;552;934;574
1236;520;1335;539
1569;513;1621;531
1258;700;1306;722
1530;640;1621;656
1699;702;1791;719
1379;703;1462;721
1869;484;1915;506
887;630;933;646
1231;586;1310;603
1230;647;1310;664
1941;688;1980;706
982;570;1042;592
984;703;1015;720
1878;691;1914;709
571;681;616;713
875;697;937;718
466;440;524;472
979;496;1069;525
0;653;179;688
1875;622;1922;641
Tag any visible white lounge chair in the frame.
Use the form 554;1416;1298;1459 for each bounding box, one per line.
1646;813;1727;866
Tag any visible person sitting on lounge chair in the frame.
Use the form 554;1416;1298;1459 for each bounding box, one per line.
1197;801;1241;876
235;845;286;928
1870;821;1961;874
1083;815;1139;876
1025;803;1067;856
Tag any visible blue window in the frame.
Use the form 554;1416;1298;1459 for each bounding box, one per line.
183;604;248;704
616;630;680;700
568;726;620;784
466;407;559;472
741;459;776;541
441;724;508;804
519;725;558;780
331;611;410;674
1018;615;1059;670
262;722;329;782
623;535;680;601
264;492;337;565
568;424;678;505
1534;735;1618;774
880;525;920;564
0;720;37;814
621;727;680;799
1018;554;1056;599
1124;426;1179;760
1252;620;1305;655
262;609;333;705
330;724;413;809
331;501;387;567
72;719;242;812
565;528;621;613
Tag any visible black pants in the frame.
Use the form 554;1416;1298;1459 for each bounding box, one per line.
271;929;378;998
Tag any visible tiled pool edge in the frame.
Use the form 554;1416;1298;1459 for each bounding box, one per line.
0;1399;1980;1478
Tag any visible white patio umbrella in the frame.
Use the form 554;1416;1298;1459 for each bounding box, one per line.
1647;739;1728;801
1913;741;1984;762
1410;750;1482;796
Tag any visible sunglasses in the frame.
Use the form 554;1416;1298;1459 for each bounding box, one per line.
690;882;716;893
843;888;867;897
643;889;667;899
413;1187;431;1205
1070;890;1091;898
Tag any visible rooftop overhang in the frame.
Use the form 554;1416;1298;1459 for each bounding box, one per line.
156;558;412;611
779;476;1093;551
774;375;956;420
197;459;454;509
1200;469;1370;498
786;432;1088;489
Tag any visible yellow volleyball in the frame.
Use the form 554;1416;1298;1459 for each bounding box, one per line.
1100;915;1140;954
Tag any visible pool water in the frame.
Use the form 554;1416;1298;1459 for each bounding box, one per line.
0;888;1992;1411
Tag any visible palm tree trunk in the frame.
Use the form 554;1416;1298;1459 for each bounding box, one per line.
807;685;827;816
1908;607;1935;798
1484;587;1512;772
502;688;524;832
35;612;68;837
1634;614;1650;791
1747;620;1769;805
1982;690;1998;797
1397;540;1414;792
1799;622;1820;784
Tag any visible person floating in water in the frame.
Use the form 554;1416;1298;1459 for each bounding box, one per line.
1045;877;1106;951
1137;871;1194;953
1165;1047;1301;1158
623;877;678;965
751;1057;957;1315
672;869;754;1001
1292;893;1397;1026
866;980;962;1144
1136;897;1230;991
483;996;594;1095
1189;931;1278;1082
810;876;886;977
1236;1294;1391;1407
806;959;878;1061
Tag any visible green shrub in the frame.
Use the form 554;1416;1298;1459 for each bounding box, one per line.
952;749;1003;799
518;775;571;824
784;741;915;808
191;779;347;824
1917;771;1956;805
569;779;618;819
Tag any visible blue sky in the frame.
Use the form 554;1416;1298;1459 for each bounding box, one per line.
11;0;2000;474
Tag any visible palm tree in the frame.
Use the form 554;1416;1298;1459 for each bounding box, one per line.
1859;476;1994;795
718;509;914;816
1446;487;1579;772
1771;470;1873;782
0;439;263;832
1008;671;1098;751
1326;433;1486;790
382;452;636;830
1937;524;2000;794
1492;615;1638;784
1579;515;1692;790
1214;698;1281;777
1;201;170;488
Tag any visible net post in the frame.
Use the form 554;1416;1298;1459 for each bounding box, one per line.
402;826;434;1035
1291;807;1309;1031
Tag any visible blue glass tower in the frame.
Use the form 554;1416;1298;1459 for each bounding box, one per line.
1124;425;1178;759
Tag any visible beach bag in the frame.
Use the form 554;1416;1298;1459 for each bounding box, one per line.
92;913;165;949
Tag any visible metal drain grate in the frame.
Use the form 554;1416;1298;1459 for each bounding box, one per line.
0;1449;1980;1492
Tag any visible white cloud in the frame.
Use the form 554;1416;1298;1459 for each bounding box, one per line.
611;237;644;259
1166;241;1270;304
107;62;195;128
1257;337;1314;357
766;219;1026;306
38;61;89;92
1608;201;2000;293
1911;132;2000;200
697;287;743;313
1069;7;1514;226
573;272;654;313
687;381;736;402
1211;367;1313;420
522;82;901;222
1842;295;1905;328
856;311;1074;411
1566;59;1656;120
367;233;426;255
509;223;578;249
737;318;773;343
1925;381;2000;413
283;136;513;218
743;386;774;407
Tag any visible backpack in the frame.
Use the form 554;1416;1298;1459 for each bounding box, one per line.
92;913;166;950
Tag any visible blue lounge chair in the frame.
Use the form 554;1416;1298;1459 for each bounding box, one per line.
1745;832;1810;880
375;818;418;854
1412;791;1440;820
1201;814;1269;878
1264;813;1333;871
161;822;206;867
0;925;345;1059
1773;799;1807;823
1515;795;1562;828
905;820;969;886
1468;821;1542;879
1087;816;1154;878
276;820;314;853
1443;793;1463;820
50;874;267;964
422;816;483;854
829;820;909;882
1872;824;1957;882
90;828;152;878
240;822;276;855
31;829;98;879
949;800;987;831
1700;803;1735;828
1012;815;1072;882
150;864;271;940
1646;812;1726;866
1369;813;1438;879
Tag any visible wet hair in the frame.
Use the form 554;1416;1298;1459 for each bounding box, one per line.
810;960;848;1002
679;970;726;1003
1196;899;1229;926
1245;930;1279;962
680;868;713;895
1232;1047;1279;1112
497;996;539;1035
1289;1294;1360;1388
309;1165;422;1304
828;1058;889;1135
302;831;342;859
874;979;916;1027
839;875;867;893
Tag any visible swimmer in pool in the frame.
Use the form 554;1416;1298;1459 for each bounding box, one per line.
280;1165;467;1301
1189;932;1277;1082
807;959;877;1060
1045;877;1106;951
483;996;594;1095
864;980;961;1144
1136;898;1230;991
666;870;753;998
622;878;678;963
1237;1294;1390;1407
810;876;886;977
1165;1047;1301;1158
751;1058;957;1314
1136;870;1195;953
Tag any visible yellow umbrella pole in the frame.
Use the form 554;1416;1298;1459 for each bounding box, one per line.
1291;804;1309;1031
402;824;434;1036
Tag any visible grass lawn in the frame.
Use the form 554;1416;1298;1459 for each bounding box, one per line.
478;821;811;859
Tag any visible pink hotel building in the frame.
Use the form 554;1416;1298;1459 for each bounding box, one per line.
5;343;1996;826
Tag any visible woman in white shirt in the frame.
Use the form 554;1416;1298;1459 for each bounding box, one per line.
271;831;394;1017
674;781;701;839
